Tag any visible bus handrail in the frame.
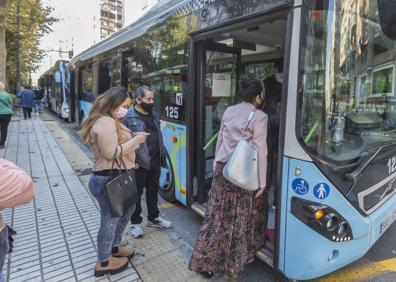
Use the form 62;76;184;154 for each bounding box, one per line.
203;131;219;151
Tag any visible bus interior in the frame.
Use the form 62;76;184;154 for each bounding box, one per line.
193;11;288;259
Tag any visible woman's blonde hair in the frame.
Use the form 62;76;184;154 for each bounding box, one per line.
79;86;129;144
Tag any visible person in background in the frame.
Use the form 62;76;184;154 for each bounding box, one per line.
19;86;36;120
0;158;35;282
33;89;43;117
123;85;172;238
262;58;283;209
79;86;148;277
0;82;13;149
189;76;269;281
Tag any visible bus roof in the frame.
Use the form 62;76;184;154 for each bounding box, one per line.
70;0;187;66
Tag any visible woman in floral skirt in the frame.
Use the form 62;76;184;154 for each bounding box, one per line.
189;76;269;280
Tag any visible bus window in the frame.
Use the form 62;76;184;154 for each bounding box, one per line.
245;62;275;81
145;66;188;123
111;57;122;87
299;0;396;211
125;56;143;93
204;50;238;179
81;68;94;103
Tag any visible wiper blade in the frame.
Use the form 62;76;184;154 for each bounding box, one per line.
346;141;396;183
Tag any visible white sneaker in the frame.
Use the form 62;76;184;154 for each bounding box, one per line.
131;224;144;238
147;216;172;229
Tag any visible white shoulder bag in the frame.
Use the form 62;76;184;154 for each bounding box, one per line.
222;110;259;191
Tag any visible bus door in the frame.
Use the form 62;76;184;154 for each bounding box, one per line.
195;41;241;204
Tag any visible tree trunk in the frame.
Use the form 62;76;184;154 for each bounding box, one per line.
0;0;7;86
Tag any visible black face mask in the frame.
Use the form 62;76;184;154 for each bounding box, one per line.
140;101;154;112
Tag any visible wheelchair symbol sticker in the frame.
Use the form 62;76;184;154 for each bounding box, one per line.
292;178;309;195
313;183;330;199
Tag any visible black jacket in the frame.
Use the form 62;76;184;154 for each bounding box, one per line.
123;107;165;170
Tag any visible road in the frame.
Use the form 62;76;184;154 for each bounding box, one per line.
46;110;396;282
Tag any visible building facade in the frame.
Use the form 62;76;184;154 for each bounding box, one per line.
100;0;125;39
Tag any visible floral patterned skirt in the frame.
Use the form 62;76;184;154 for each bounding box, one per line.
189;163;269;275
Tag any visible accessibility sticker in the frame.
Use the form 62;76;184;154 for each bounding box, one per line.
313;183;330;199
292;178;309;195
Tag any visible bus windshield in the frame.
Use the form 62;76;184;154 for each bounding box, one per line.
300;0;396;162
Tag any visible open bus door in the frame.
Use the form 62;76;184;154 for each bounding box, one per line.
194;41;241;205
189;8;290;270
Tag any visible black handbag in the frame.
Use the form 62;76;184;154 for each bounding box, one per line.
105;146;138;218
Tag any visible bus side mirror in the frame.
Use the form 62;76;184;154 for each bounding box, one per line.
377;0;396;40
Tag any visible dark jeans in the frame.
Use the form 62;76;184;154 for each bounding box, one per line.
89;174;135;262
130;168;160;224
0;114;12;146
0;227;9;282
33;100;41;113
22;107;32;120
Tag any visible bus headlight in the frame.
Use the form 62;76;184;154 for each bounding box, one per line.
291;197;353;242
337;221;349;237
324;214;338;232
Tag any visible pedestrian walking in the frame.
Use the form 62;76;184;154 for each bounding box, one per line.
18;86;36;120
79;86;148;277
0;158;35;282
0;82;13;149
123;85;172;238
189;76;269;280
33;89;43;117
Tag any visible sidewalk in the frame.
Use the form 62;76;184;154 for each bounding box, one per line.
0;116;140;282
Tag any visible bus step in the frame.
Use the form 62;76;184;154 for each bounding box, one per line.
191;202;206;217
256;249;274;266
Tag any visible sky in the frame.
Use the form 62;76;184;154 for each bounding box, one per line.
32;0;151;83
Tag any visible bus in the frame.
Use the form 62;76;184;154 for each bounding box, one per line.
38;60;70;119
69;0;396;280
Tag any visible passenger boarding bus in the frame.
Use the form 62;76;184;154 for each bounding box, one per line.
38;60;70;119
69;0;396;279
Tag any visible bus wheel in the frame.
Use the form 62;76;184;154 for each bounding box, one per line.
159;149;176;202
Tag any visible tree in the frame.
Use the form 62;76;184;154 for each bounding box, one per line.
3;0;57;90
0;0;7;85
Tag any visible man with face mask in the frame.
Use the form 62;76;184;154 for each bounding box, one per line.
262;58;283;209
123;85;172;238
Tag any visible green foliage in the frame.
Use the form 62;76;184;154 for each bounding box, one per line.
4;0;57;89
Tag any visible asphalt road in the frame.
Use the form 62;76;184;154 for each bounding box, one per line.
44;110;396;282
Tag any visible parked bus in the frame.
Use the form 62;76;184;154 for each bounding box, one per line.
69;0;396;279
38;60;70;119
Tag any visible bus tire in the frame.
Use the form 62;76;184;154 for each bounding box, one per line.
159;148;176;202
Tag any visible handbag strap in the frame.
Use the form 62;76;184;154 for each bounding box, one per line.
243;110;256;131
110;145;133;178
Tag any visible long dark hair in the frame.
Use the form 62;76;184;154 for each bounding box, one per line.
238;75;263;103
79;86;129;143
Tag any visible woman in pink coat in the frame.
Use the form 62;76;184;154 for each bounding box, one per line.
189;76;269;280
0;158;35;281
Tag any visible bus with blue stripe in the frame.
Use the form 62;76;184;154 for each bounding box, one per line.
69;0;396;279
38;60;70;119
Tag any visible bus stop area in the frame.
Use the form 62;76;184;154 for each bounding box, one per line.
0;112;207;282
0;110;395;282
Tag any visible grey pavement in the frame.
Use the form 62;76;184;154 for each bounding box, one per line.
0;115;140;282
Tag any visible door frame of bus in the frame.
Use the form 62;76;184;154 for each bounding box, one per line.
195;41;241;204
187;5;294;269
